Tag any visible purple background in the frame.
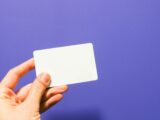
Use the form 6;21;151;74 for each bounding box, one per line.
0;0;160;120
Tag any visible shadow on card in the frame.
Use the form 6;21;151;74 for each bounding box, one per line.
45;108;103;120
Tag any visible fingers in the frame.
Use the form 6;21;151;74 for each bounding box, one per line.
25;73;51;105
16;84;68;103
16;83;32;102
40;86;68;113
41;85;68;102
0;86;15;100
1;58;35;89
40;94;63;113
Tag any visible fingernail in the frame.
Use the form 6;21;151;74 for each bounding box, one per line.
53;86;68;93
38;73;51;85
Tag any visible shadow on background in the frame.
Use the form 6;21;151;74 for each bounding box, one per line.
46;108;103;120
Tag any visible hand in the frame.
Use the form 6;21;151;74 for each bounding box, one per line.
0;58;68;120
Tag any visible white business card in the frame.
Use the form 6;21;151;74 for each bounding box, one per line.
33;43;98;86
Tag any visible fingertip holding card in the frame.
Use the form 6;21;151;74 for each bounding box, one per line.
33;43;98;87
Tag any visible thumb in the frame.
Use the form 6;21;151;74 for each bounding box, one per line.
26;73;51;105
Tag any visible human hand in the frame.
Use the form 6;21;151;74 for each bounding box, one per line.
0;58;68;120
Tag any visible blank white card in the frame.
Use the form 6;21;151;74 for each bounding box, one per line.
33;43;98;86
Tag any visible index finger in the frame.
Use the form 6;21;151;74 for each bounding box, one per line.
1;58;35;89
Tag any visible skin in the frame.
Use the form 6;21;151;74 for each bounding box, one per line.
0;58;68;120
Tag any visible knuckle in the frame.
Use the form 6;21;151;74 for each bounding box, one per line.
8;68;21;78
35;79;46;91
8;68;16;75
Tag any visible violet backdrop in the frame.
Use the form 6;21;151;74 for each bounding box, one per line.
0;0;160;120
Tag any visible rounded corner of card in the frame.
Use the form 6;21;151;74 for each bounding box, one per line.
94;73;99;81
88;42;93;46
33;50;38;56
